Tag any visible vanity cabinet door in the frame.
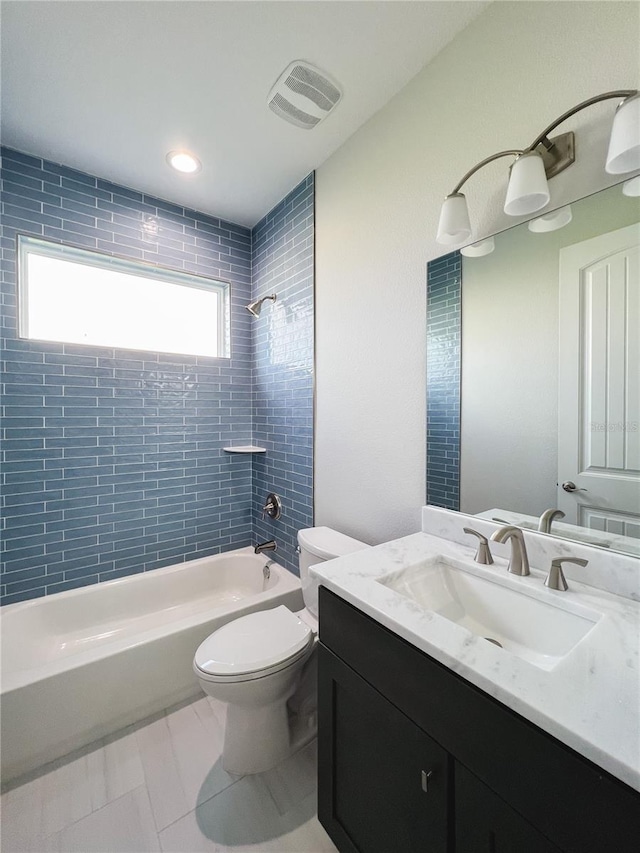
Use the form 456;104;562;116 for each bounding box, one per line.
455;763;561;853
318;644;450;853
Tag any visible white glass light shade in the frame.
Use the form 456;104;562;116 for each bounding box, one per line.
605;94;640;175
528;205;573;233
460;237;495;257
622;176;640;197
504;152;550;217
436;193;472;245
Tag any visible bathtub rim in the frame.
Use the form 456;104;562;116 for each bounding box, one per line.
1;547;300;694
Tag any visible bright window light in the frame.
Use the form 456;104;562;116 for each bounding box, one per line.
18;236;229;358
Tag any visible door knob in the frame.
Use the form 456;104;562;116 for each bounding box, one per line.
562;481;587;493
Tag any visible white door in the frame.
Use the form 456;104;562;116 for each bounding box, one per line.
558;223;640;540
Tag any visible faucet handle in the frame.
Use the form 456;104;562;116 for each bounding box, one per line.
463;527;494;565
544;557;588;591
261;492;282;520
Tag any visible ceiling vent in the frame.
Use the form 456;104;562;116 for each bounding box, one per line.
267;61;342;130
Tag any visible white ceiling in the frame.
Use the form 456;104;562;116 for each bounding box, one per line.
0;1;487;227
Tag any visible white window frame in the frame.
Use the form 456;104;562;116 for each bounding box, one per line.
17;235;230;358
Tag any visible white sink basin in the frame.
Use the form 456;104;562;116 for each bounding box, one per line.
376;556;603;670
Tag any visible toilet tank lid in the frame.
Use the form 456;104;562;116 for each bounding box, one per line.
297;526;368;560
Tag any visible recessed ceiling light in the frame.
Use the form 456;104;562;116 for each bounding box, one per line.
166;150;201;174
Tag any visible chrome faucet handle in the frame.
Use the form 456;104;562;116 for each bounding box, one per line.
544;557;588;591
262;501;274;519
538;508;566;533
463;527;494;565
490;525;530;576
261;492;282;520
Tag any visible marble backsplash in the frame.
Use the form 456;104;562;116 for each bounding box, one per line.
422;506;640;602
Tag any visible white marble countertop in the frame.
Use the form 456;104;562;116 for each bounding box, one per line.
312;520;640;793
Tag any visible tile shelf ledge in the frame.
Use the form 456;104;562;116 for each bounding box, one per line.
223;445;267;453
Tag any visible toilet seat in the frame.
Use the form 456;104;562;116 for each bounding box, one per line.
194;605;313;683
295;606;318;633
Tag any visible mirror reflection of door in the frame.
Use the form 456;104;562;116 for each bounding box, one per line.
558;223;640;539
427;181;640;556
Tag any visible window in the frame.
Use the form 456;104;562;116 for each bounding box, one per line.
18;236;230;358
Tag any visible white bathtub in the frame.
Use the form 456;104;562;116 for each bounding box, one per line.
0;548;303;785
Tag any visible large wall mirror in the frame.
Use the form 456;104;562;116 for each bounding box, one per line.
426;180;640;556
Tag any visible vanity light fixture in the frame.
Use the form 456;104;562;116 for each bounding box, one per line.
503;152;550;217
528;205;573;233
460;237;495;257
166;150;202;174
606;93;640;174
436;89;639;245
622;176;640;197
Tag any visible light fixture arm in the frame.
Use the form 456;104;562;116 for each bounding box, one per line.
447;89;638;196
451;150;524;194
524;89;637;153
437;86;639;246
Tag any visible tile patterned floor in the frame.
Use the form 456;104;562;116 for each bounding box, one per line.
0;696;337;853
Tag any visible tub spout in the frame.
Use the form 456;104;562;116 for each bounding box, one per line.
254;540;277;555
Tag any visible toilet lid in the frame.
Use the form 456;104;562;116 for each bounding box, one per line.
194;605;312;677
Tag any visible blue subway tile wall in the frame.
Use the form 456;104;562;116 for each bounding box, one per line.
0;147;255;605
250;175;314;574
426;251;461;511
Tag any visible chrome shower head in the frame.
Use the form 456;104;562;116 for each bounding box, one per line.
246;294;277;317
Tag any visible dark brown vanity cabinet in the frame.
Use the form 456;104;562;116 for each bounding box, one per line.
318;588;640;853
454;764;560;853
318;646;450;853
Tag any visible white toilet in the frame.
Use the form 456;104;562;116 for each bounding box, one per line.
193;526;367;774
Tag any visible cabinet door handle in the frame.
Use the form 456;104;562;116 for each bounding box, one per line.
421;770;433;792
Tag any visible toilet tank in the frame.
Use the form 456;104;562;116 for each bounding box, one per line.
297;527;368;619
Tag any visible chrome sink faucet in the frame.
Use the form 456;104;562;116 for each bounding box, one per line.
538;508;565;533
490;526;530;576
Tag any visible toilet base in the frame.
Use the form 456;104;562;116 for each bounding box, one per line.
222;704;317;775
196;634;318;775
